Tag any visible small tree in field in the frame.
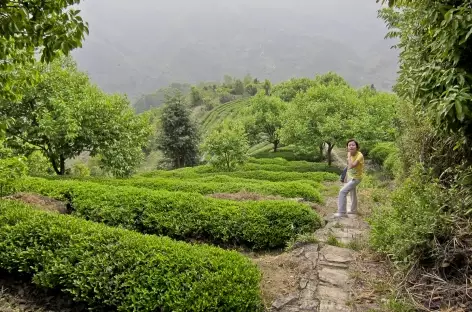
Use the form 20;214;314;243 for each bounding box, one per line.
202;122;249;171
158;91;200;168
0;139;27;196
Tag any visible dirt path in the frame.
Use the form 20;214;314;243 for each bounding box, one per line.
259;148;374;312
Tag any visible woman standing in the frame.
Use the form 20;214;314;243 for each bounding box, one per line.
334;139;364;217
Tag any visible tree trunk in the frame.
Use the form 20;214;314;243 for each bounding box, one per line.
319;143;324;160
273;139;279;153
327;143;335;167
60;155;65;175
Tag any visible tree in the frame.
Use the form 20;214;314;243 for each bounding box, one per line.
246;83;258;96
1;0;88;100
281;83;362;166
157;91;200;168
246;92;287;153
272;78;317;102
202;121;249;171
0;140;27;196
262;79;272;95
313;72;349;87
232;79;245;95
1;57;150;176
189;86;203;107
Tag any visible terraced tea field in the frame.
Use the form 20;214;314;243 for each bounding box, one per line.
1;157;340;311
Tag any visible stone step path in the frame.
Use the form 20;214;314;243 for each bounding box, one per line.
270;196;368;312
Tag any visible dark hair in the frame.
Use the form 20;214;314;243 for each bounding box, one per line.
346;139;359;148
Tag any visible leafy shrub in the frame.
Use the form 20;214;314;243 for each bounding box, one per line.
369;142;398;166
384;152;402;179
26;151;52;176
0;199;262;311
369;170;450;266
15;177;322;249
141;168;339;183
71;163;90;177
244;158;340;173
202;121;249;171
80;177;323;202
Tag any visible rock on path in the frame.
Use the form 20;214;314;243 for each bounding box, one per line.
270;196;368;312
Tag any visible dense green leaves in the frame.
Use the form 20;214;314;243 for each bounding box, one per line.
245;92;287;152
0;0;88;100
15;177;322;249
0;199;263;311
157;91;200;168
202;121;249;171
380;1;472;138
1;57;150;176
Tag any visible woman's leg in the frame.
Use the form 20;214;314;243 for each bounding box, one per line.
349;182;358;213
337;179;359;214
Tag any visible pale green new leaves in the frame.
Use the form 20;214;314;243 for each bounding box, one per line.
202;121;249;171
245;92;287;151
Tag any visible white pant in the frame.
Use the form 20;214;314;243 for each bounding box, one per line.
338;179;361;214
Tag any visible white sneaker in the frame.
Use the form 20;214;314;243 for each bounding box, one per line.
333;212;347;218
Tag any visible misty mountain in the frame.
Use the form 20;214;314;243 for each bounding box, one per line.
72;0;397;101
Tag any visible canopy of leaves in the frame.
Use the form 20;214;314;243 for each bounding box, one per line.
380;0;472;139
245;92;287;152
1;57;150;176
202;121;249;171
157;91;200;168
1;0;88;99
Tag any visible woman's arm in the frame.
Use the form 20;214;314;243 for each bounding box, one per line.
347;153;359;169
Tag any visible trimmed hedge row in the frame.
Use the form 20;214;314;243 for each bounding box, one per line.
71;177;322;202
15;177;322;249
0;199;262;311
141;168;339;183
245;159;340;173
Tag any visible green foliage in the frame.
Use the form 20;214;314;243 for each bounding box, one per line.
72;163;90;177
202;121;249;171
313;71;349;87
142;167;339;183
262;79;272;96
245;92;287;152
200;99;248;135
16;177;322;249
0;143;26;195
1;57;150;176
281;79;399;166
380;1;472;137
245;83;258;96
0;199;263;311
272;78;317;102
25;151;52;176
157;91;200;168
190;86;204;107
369;142;398;166
369;170;450;266
280;82;362;165
67;176;323;202
133;83;191;114
0;1;88;100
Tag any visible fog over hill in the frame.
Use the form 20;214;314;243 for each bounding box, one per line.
72;0;397;100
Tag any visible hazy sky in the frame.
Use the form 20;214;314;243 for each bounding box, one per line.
72;0;397;99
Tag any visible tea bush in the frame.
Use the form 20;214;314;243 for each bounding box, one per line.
141;168;338;183
74;177;322;202
15;177;322;249
0;199;262;311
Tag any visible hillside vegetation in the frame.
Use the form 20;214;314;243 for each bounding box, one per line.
2;0;472;310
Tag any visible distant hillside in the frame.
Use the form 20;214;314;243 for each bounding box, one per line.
72;0;397;100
